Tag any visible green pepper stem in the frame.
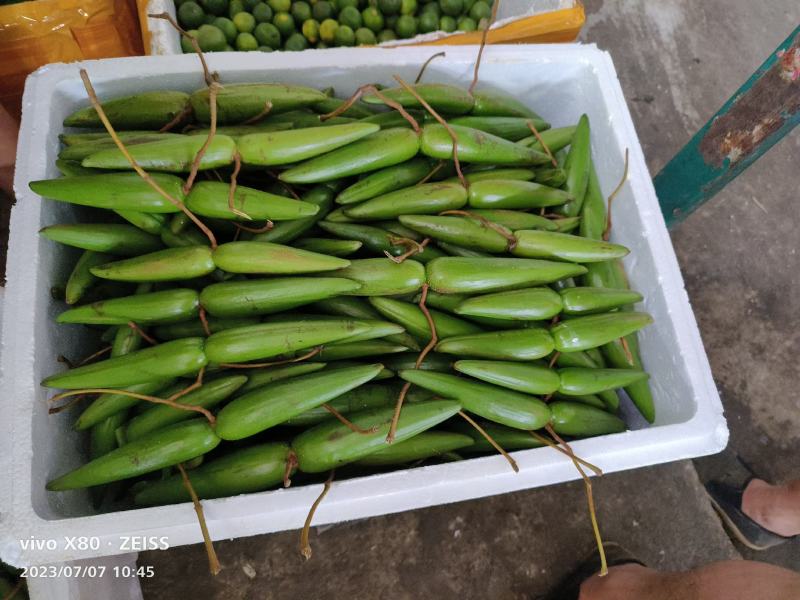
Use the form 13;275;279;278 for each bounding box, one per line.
300;470;335;560
177;463;221;575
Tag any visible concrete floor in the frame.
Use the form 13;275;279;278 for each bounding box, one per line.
141;1;800;596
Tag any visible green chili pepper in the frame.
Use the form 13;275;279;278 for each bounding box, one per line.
454;359;560;395
211;241;350;274
75;380;175;430
251;185;334;244
466;208;558;231
579;160;606;240
549;401;626;437
43;338;207;389
456;421;546;452
426;257;587;294
356;431;474;466
550;312;653;352
509;230;629;263
554;350;602;369
65;251;113;305
532;167;567;188
451;167;537;184
160;227;211;249
467;179;573;209
398;214;509;253
280;128;421;184
90;410;129;459
314;97;377;119
363;83;475;115
90;247;216;282
216;363;383;440
116;210;168;236
55;159;101;177
436;328;555;361
343;182;467;220
186;122;294;139
517;125;577;153
60;130;184;146
293;400;462;473
29;173;185;213
294;237;363;257
381;352;453;373
369;296;480;342
557;114;590;217
236;362;328;395
313;340;409;361
436;241;492;258
449;116;550;141
552;392;607;410
327;258;425;296
190;83;328;124
186;181;319;221
110;316;145;357
154;316;259;340
420;124;550;165
399;370;550;430
454;287;563;321
47;420;220;491
336;157;433;205
318;221;438;263
59;133;183;161
238;122;379;165
57;288;199;325
415;289;520;330
470;89;543;119
557;367;648;396
551;217;581;233
134;443;291;505
125;375;247;441
83;135;237;173
559;286;643;315
64;91;191;129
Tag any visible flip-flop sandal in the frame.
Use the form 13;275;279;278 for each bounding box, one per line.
706;480;796;551
539;542;645;600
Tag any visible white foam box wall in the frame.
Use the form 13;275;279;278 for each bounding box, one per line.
1;45;727;569
145;0;576;55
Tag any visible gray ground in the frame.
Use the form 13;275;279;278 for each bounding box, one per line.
140;1;800;597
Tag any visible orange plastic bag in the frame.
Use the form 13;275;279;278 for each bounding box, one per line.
0;0;143;118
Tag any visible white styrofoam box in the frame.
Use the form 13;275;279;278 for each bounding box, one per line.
145;0;576;55
1;45;727;568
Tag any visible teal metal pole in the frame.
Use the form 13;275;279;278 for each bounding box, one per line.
655;26;799;228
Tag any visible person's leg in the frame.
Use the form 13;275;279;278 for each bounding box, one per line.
579;560;800;600
742;479;800;537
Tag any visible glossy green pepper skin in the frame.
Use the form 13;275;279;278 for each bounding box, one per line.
343;183;467;220
557;368;648;396
420;124;550;165
83;135;237;173
190;83;328;124
186;182;319;221
252;185;335;244
211;241;350;274
398;214;510;253
336;157;433;205
328;258;426;296
436;328;555;361
549;401;626;437
40;224;163;255
57;289;199;325
455;287;563;321
91;247;216;282
454;360;561;395
356;431;474;466
559;287;643;315
292;400;462;473
449;116;549;141
550;312;653;352
64;91;190;129
65;251;112;305
369;296;481;342
511;230;630;263
75;380;174;430
363;83;475;115
469;89;542;119
468;179;572;209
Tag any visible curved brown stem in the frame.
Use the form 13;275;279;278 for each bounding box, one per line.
284;450;298;488
218;346;323;369
148;13;217;86
227;151;250;220
198;306;211;337
526;120;558;167
415;51;446;84
468;0;500;94
459;410;518;472
548;351;561;369
159;104;193;133
417;160;445;186
603;148;629;241
322;84;421;134
234;220;274;234
78;345;112;366
183;81;220;195
128;322;157;345
300;470;335;560
439;209;517;249
384;236;429;263
241;100;273;125
620;336;633;365
177;463;221;575
323;404;379;434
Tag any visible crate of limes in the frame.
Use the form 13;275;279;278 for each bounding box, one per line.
172;0;496;52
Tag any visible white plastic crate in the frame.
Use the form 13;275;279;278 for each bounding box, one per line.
1;45;727;569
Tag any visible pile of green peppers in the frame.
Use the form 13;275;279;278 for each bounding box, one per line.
34;79;654;508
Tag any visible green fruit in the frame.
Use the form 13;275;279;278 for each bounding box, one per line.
291;1;312;25
317;40;329;48
378;0;401;16
204;13;217;23
336;0;359;10
196;24;228;51
243;0;260;8
421;2;440;17
362;6;384;32
469;0;490;20
233;10;256;31
213;16;237;41
180;31;198;53
302;18;320;42
236;31;259;49
385;14;398;28
355;26;376;44
439;14;455;31
419;10;438;32
203;0;229;16
335;24;355;46
312;0;334;20
178;1;205;29
377;28;397;42
396;14;417;38
228;0;244;16
254;21;281;46
285;31;310;50
439;0;461;16
319;17;338;42
273;11;296;36
267;0;290;11
339;5;362;29
400;0;416;15
457;15;476;30
252;2;273;22
258;45;273;51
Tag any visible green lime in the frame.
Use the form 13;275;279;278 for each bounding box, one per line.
252;2;273;22
362;6;384;32
233;11;256;31
456;15;475;30
196;23;228;51
462;0;475;12
395;14;417;38
469;0;489;21
319;17;338;42
203;0;229;15
291;1;312;25
258;45;273;51
334;24;355;45
400;0;416;15
212;16;238;41
284;31;309;50
267;0;290;12
377;28;397;42
420;1;439;17
317;40;328;48
339;5;362;29
385;14;398;29
418;10;437;32
243;0;260;9
273;11;296;36
228;0;244;16
335;0;359;10
439;14;455;32
302;18;320;42
236;31;259;49
178;1;205;28
312;0;333;20
438;0;461;17
254;21;281;46
180;31;198;53
354;26;376;45
377;0;401;16
204;13;217;23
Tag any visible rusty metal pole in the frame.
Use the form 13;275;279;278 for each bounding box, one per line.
655;26;799;228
